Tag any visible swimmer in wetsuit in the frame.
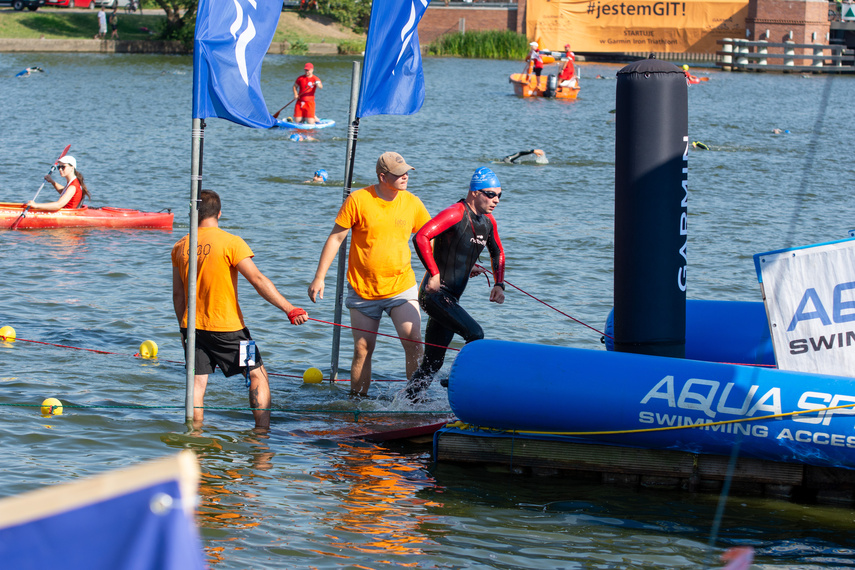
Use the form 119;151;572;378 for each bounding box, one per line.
502;149;547;164
405;166;506;402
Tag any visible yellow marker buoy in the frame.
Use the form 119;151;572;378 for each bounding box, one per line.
303;367;324;384
139;340;158;359
0;325;16;341
41;398;63;417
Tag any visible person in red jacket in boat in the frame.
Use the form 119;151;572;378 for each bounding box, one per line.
28;155;90;211
558;44;577;88
525;41;544;79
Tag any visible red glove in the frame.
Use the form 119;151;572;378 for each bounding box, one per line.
288;307;307;324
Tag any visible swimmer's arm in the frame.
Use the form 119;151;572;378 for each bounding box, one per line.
413;203;464;276
486;214;505;287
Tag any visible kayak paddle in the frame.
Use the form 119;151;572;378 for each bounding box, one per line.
10;144;71;230
272;98;296;119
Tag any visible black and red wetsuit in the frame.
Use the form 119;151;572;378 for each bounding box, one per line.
407;199;505;400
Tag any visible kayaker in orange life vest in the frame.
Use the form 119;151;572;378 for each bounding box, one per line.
28;155;91;211
293;63;323;125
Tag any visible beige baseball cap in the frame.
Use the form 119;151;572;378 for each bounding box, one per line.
376;152;414;177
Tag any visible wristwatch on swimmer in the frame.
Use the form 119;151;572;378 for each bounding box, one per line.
495;282;505;290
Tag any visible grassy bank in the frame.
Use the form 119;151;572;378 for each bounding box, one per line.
0;10;165;41
1;9;526;59
0;8;365;52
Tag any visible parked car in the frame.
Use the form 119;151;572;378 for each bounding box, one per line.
44;0;130;7
0;0;46;11
44;0;94;7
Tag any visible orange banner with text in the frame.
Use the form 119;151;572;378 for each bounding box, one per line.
526;0;747;53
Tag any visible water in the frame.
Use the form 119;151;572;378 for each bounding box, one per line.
2;53;855;568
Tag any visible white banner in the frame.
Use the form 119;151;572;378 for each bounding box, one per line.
755;238;855;377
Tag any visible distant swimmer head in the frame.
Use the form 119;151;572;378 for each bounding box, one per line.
314;169;328;182
692;141;709;150
682;64;689;71
289;133;302;142
470;167;501;193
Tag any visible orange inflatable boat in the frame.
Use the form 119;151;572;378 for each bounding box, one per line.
509;66;579;100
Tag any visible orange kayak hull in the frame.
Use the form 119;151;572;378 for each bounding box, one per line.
2;203;174;230
509;73;579;100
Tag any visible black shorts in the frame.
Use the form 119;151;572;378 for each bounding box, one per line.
180;328;263;377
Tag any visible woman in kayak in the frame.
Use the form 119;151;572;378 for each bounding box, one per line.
28;155;90;211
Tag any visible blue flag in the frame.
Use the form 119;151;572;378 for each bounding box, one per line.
357;0;430;118
193;0;283;128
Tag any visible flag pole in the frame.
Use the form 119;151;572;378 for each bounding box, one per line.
330;61;361;381
185;118;204;422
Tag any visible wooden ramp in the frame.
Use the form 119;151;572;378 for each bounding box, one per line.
435;426;855;505
300;413;456;444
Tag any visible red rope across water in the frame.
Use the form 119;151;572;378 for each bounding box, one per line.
306;317;460;352
474;265;611;339
0;334;409;382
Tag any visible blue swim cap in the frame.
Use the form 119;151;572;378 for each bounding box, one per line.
289;133;302;142
469;167;500;192
315;169;328;182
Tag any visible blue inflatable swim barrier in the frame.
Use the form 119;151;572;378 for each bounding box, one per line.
448;339;855;470
604;299;775;366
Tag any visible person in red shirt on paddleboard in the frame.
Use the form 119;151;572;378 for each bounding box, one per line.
292;63;323;125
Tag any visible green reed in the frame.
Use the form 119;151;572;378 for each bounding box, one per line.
427;30;530;60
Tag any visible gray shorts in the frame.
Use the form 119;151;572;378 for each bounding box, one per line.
346;284;418;320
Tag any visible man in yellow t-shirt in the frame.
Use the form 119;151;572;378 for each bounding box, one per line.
308;152;431;396
172;190;308;430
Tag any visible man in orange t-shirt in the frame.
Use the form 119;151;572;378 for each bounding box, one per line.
308;152;431;396
172;190;308;429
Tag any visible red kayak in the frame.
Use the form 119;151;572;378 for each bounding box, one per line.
2;202;173;230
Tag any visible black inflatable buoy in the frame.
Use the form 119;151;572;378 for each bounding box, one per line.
613;57;688;358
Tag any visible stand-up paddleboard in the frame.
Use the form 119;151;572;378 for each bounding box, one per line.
276;118;335;130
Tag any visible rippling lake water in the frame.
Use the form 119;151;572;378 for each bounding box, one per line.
2;52;855;568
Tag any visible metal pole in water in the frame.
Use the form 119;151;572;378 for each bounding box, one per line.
614;56;687;358
186;118;204;421
330;61;362;381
